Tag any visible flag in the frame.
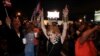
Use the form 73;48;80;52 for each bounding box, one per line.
3;0;12;16
36;2;41;13
31;2;41;21
31;10;36;21
3;0;12;7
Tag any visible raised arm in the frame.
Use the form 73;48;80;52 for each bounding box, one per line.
79;25;100;44
61;5;68;44
40;9;49;39
5;16;11;28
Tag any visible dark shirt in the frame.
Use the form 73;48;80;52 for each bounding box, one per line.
47;38;62;56
1;25;24;55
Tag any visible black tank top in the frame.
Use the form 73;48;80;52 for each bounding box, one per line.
47;37;62;56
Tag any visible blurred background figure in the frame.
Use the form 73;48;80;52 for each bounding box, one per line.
75;23;100;56
2;17;25;56
24;21;35;56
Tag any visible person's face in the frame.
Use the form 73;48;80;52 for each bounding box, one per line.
79;24;85;31
47;31;57;39
13;18;21;28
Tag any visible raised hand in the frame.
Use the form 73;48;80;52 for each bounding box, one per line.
63;5;69;18
6;16;11;25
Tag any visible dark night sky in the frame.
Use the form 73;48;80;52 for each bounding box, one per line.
0;0;100;21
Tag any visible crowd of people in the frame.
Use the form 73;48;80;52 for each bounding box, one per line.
0;5;100;56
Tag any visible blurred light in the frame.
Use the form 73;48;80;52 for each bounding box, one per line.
47;11;59;19
44;20;48;25
79;19;82;22
95;10;100;14
95;14;100;15
17;12;21;16
84;15;86;19
95;10;100;22
91;20;94;22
